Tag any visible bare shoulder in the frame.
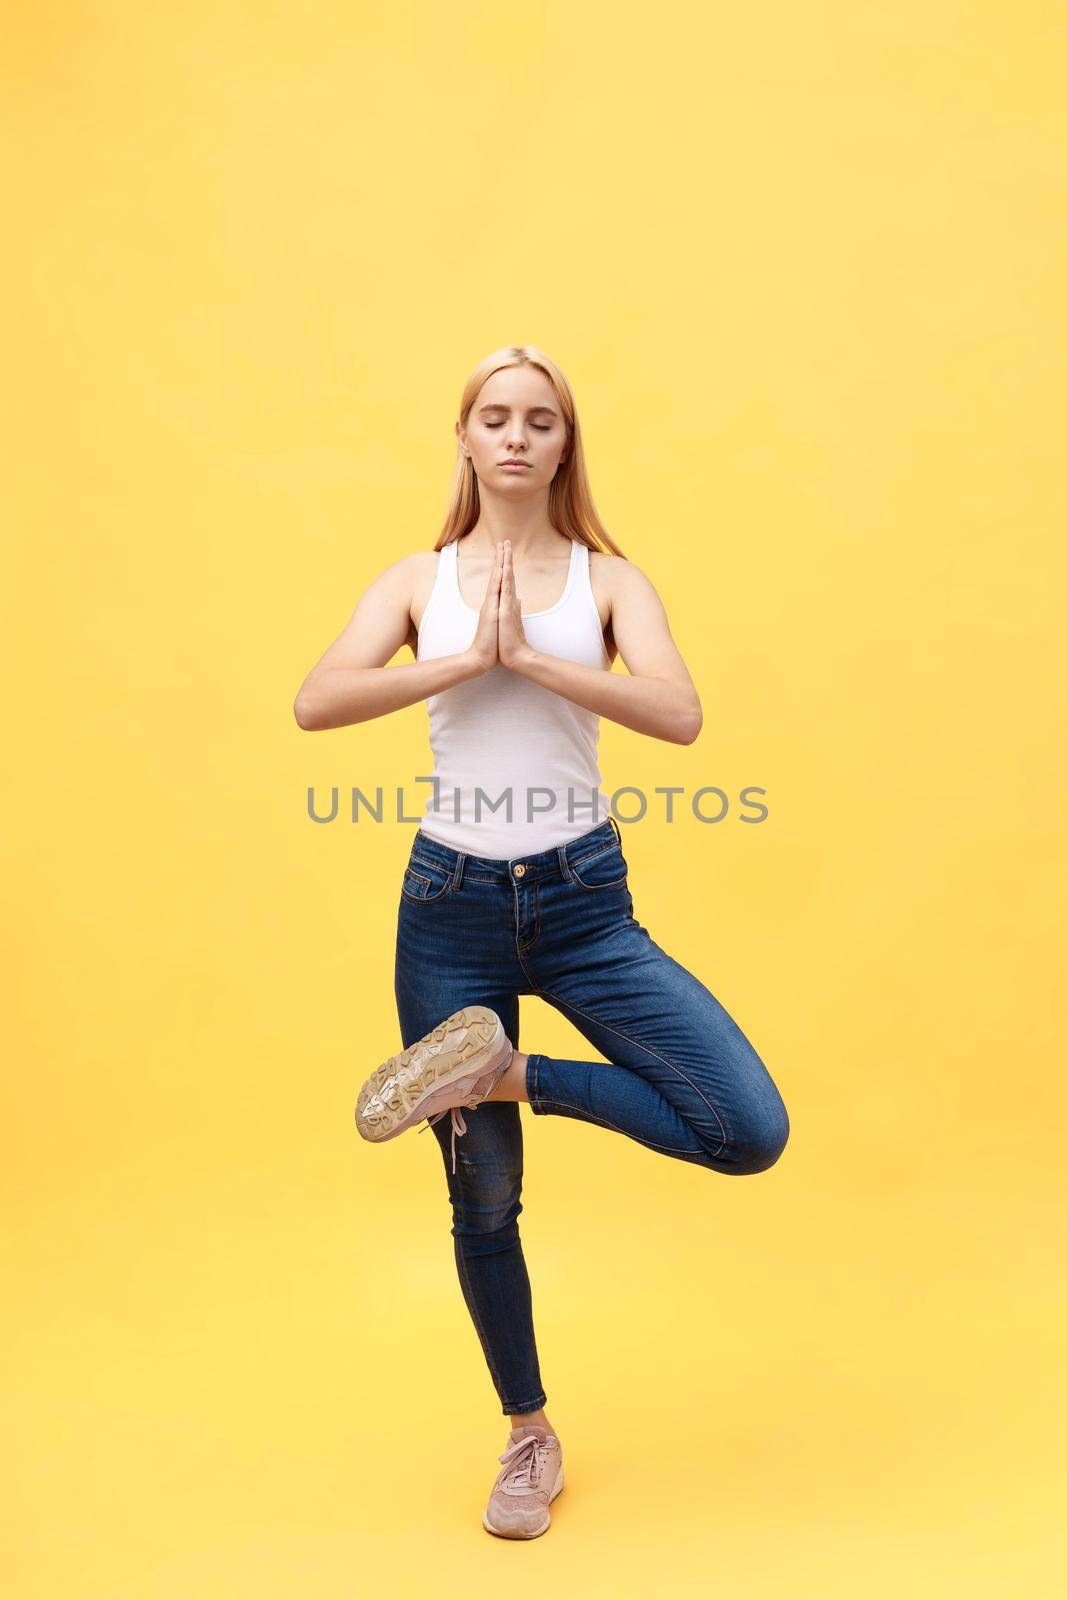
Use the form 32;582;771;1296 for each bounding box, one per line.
589;549;657;583
365;549;435;597
589;548;660;617
342;550;436;656
380;549;432;584
352;549;423;590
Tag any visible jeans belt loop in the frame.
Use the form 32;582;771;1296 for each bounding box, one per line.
608;814;622;847
451;851;466;891
557;842;575;883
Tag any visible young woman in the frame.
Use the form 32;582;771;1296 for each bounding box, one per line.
294;346;790;1540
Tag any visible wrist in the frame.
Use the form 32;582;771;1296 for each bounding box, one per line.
461;646;493;678
504;645;540;674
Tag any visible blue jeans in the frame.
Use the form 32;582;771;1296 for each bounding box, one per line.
393;816;790;1416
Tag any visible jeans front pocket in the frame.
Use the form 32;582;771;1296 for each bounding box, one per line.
568;841;629;892
400;855;456;904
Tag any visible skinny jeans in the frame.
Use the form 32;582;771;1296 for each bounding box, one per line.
393;817;790;1415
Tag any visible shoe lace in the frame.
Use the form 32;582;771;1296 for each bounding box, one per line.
414;1045;515;1174
417;1105;468;1173
498;1432;554;1490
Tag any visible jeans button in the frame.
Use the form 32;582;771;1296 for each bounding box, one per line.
513;864;526;878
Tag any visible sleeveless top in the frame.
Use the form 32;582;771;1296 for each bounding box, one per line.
415;537;613;858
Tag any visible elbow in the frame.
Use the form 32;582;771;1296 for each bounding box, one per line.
678;703;703;745
293;692;323;731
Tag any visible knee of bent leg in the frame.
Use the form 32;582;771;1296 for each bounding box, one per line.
731;1095;790;1175
450;1161;524;1239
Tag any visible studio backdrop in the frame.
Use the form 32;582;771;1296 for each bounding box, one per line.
4;3;1063;1596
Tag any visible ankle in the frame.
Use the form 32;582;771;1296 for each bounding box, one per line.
509;1405;553;1432
485;1050;529;1103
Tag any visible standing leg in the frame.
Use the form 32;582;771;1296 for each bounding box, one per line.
393;980;548;1416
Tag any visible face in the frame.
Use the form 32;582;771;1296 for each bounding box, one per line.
456;365;568;490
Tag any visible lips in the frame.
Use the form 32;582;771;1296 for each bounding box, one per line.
500;462;530;469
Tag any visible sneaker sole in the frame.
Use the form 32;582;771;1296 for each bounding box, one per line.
482;1463;564;1539
355;1005;511;1145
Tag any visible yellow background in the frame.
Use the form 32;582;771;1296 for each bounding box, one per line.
4;2;1064;1595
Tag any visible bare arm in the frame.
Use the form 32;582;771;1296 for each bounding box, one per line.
293;554;488;731
504;555;702;745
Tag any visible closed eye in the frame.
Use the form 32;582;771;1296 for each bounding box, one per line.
485;422;551;431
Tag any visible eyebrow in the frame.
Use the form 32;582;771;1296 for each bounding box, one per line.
477;403;558;417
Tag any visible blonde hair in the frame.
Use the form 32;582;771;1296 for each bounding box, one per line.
433;345;626;558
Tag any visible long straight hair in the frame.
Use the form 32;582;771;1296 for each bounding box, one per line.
433;345;627;558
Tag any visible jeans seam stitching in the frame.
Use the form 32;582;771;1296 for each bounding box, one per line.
443;1128;545;1413
517;882;542;952
530;988;731;1157
514;915;539;989
531;1096;706;1156
569;844;616;869
453;1236;507;1397
400;887;453;904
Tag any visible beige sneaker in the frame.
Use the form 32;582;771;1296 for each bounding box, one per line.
354;1005;515;1173
483;1424;565;1539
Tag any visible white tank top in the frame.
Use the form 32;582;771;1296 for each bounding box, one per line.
415;537;613;858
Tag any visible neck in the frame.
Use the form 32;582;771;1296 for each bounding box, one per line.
463;511;568;560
